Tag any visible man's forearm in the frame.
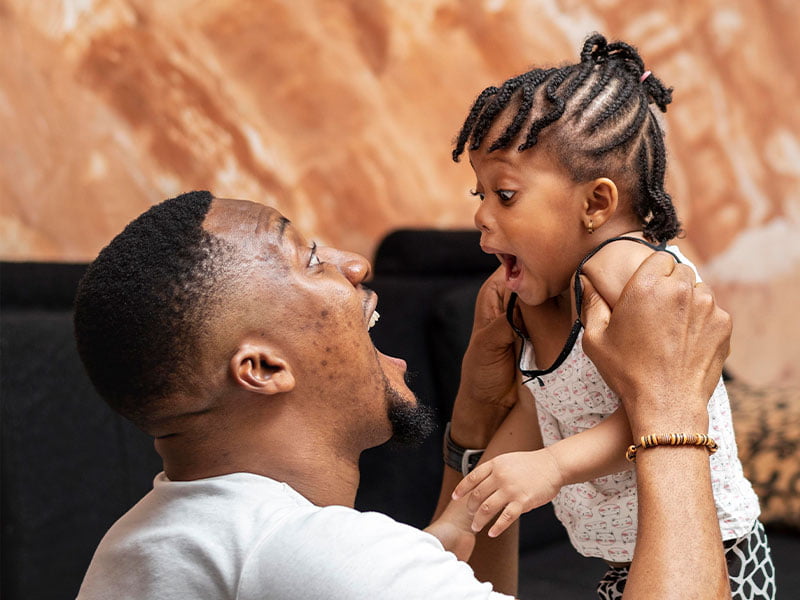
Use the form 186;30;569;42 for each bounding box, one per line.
435;465;519;597
625;405;729;599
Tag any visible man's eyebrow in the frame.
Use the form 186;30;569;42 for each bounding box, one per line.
276;217;291;238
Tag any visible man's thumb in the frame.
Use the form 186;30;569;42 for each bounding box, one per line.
580;275;611;339
482;308;516;348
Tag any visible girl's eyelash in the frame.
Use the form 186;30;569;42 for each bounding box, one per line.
469;189;485;201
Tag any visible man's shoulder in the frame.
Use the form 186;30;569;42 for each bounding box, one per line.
77;472;314;599
106;472;306;530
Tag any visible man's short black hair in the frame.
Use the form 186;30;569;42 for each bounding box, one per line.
74;191;234;429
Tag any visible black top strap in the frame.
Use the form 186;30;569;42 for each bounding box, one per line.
507;236;678;384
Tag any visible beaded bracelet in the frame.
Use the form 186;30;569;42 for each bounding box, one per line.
625;433;718;463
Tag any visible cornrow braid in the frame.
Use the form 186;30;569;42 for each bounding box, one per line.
487;69;551;152
453;32;682;243
468;71;545;153
518;69;569;151
452;85;499;162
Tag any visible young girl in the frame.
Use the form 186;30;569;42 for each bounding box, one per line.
446;34;775;599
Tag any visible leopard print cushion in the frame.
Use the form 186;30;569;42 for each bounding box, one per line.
728;380;800;532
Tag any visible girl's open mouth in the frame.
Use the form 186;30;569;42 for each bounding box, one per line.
499;253;522;287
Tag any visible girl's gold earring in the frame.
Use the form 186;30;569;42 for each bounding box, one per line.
587;220;594;234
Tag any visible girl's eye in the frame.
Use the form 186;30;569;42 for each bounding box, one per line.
469;189;485;201
308;242;323;267
496;189;515;203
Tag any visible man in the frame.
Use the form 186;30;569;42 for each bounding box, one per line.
75;191;732;599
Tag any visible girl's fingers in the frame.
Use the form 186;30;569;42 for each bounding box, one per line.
465;476;502;515
487;501;524;538
452;463;492;500
470;489;508;532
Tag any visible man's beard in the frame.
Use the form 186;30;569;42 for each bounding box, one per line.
384;379;435;446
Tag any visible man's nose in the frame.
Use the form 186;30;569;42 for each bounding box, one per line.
319;246;372;285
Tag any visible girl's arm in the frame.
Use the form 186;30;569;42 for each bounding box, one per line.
546;404;631;485
452;404;632;537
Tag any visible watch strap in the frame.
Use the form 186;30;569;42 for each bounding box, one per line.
443;422;485;477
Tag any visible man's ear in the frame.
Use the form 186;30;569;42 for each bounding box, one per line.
581;177;619;231
230;344;295;395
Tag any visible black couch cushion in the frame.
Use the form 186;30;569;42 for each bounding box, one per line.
1;308;161;600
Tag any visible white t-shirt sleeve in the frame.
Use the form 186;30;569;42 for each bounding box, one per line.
237;505;513;600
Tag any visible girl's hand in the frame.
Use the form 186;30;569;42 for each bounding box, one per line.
451;449;563;538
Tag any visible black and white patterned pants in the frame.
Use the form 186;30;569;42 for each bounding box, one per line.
596;520;775;600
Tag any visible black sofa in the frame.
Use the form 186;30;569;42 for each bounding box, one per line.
2;230;797;599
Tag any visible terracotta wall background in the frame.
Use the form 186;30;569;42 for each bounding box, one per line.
2;0;799;386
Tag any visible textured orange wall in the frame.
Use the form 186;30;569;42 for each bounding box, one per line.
2;0;799;386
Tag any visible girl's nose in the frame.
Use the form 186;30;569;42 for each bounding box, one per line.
474;202;492;233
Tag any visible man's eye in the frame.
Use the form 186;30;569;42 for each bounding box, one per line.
308;242;322;267
469;189;485;201
496;190;515;202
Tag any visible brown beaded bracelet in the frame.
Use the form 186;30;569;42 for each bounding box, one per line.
625;433;719;463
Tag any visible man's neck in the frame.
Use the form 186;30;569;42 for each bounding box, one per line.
155;423;362;507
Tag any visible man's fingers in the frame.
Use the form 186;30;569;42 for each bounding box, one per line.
474;267;508;325
635;250;678;280
579;274;610;335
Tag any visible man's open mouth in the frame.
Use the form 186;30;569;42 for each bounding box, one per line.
368;309;380;330
365;290;380;330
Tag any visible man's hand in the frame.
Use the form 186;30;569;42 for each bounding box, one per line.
580;252;732;436
450;267;519;448
424;500;478;562
451;449;562;538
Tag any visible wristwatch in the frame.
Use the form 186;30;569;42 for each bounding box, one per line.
443;422;485;477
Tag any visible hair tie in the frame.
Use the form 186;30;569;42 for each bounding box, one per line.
640;70;652;83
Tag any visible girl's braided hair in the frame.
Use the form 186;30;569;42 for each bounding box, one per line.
453;33;681;243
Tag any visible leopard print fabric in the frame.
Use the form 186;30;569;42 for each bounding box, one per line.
596;521;775;599
728;381;800;531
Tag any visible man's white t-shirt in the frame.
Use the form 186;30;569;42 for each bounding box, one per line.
77;472;512;600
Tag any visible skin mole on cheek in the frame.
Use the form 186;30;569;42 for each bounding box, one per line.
320;309;329;318
321;360;328;367
325;346;331;353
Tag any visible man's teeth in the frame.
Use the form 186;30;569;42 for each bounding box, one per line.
368;310;380;330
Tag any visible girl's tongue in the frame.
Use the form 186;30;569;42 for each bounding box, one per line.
501;253;523;290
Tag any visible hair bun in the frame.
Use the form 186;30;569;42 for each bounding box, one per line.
580;33;609;63
579;33;672;112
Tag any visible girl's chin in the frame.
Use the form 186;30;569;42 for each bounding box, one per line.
513;283;551;308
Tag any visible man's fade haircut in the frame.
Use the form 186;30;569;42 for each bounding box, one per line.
453;32;681;244
74;190;234;430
